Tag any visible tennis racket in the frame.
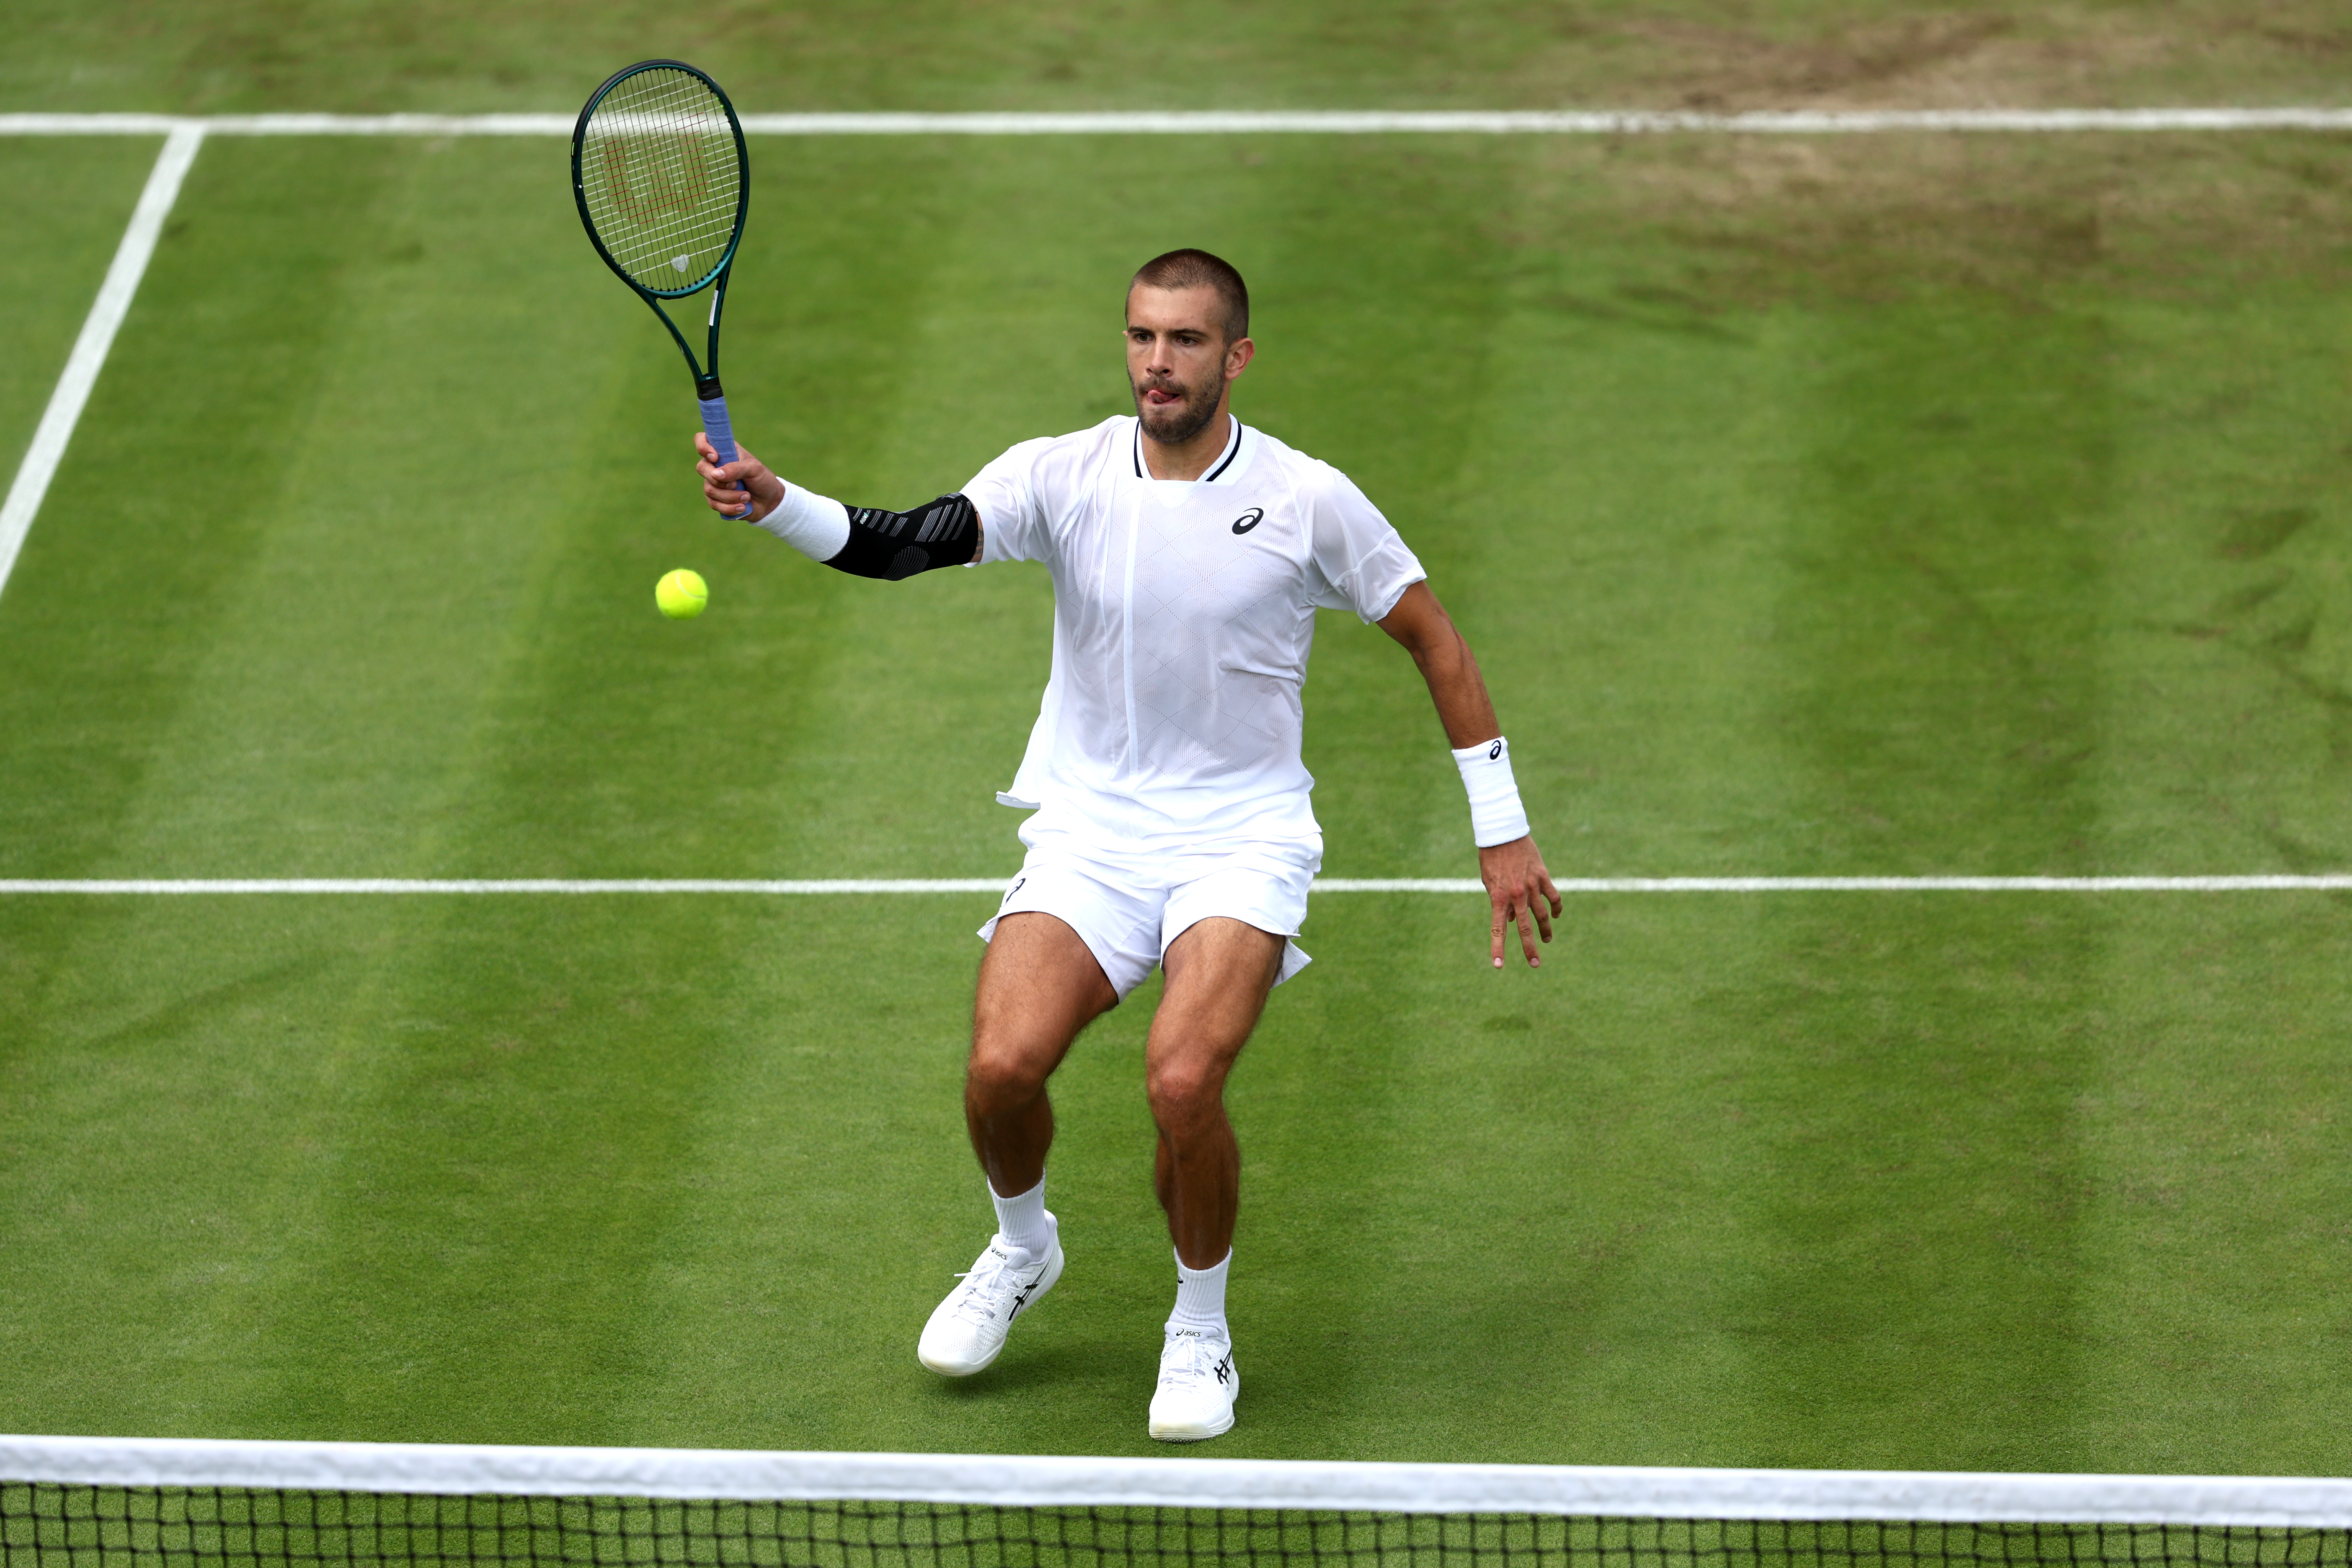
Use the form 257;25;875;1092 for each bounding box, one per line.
572;60;754;518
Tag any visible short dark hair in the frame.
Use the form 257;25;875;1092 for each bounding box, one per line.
1130;249;1249;343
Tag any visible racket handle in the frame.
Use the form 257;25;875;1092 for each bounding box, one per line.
697;380;753;520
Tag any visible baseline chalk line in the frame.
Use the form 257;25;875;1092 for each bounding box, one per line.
2;109;2349;138
0;124;203;602
0;877;2347;896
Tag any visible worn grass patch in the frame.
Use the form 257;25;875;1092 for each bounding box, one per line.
0;1;2348;114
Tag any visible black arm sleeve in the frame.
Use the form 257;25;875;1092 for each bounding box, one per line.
823;494;981;581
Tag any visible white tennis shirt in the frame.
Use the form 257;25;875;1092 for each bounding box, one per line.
963;414;1427;852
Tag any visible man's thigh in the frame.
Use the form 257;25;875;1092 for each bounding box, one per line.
983;852;1166;999
972;912;1120;1084
1148;917;1289;1082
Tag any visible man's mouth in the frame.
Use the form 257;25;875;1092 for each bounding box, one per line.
1141;382;1185;406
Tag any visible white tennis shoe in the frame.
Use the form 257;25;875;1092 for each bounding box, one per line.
1147;1325;1238;1441
917;1228;1063;1376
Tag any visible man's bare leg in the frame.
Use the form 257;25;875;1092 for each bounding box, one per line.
918;912;1116;1377
1144;916;1285;1441
967;912;1119;1193
1149;916;1286;1265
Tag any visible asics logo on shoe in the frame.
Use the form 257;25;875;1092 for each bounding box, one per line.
1213;1353;1232;1385
1231;508;1263;535
1009;1263;1049;1316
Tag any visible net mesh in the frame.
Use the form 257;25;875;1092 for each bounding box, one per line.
5;1488;2350;1568
576;65;742;293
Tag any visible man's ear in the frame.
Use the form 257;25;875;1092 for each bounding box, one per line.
1225;336;1255;380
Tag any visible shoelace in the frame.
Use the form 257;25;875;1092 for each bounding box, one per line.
950;1245;1028;1326
1159;1329;1231;1387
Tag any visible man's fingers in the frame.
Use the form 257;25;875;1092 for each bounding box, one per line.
1476;846;1560;971
693;434;759;501
698;460;754;502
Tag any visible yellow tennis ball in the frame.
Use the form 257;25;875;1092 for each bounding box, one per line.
656;568;708;620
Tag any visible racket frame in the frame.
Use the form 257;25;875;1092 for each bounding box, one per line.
571;59;755;511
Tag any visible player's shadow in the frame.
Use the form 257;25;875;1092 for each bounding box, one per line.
912;1309;1162;1429
920;1337;1103;1398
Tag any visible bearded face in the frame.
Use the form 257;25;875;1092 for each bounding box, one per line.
1130;356;1226;447
1124;284;1248;454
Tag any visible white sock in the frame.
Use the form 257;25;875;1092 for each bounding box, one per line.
989;1178;1053;1257
1168;1248;1230;1335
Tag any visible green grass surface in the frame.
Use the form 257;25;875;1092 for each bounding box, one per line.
3;0;2349;115
0;137;159;483
5;893;2348;1470
3;119;2351;1471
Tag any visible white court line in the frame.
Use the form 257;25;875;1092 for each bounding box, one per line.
0;879;1012;895
0;111;2330;893
0;124;203;601
2;109;2350;137
0;876;2348;895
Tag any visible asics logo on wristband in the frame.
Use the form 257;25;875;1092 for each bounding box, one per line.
1231;509;1263;535
1489;740;1503;759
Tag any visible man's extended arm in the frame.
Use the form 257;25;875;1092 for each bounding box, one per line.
696;434;983;577
1376;581;1563;969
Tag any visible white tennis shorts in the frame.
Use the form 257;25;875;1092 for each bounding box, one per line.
978;830;1317;1000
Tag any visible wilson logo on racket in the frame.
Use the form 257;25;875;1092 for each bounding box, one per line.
596;137;715;227
1230;508;1263;535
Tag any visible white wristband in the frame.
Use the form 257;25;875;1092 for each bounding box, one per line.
752;482;852;563
1452;736;1531;848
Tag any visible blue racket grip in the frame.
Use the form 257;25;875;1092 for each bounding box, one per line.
699;391;754;520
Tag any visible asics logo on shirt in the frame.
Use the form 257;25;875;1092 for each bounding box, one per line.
1230;508;1263;535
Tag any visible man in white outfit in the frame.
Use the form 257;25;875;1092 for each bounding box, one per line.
696;250;1559;1441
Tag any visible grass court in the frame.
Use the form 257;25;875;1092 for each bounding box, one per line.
3;2;2351;1476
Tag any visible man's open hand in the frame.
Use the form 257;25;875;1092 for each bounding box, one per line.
694;431;787;523
1480;835;1561;969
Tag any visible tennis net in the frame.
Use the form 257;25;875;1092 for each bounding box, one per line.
6;1437;2350;1568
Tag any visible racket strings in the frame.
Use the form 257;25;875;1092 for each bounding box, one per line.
579;67;742;293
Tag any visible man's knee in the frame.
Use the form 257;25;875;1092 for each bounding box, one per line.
1146;1055;1225;1131
966;1033;1056;1115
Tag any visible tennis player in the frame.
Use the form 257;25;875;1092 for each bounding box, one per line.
695;250;1558;1441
